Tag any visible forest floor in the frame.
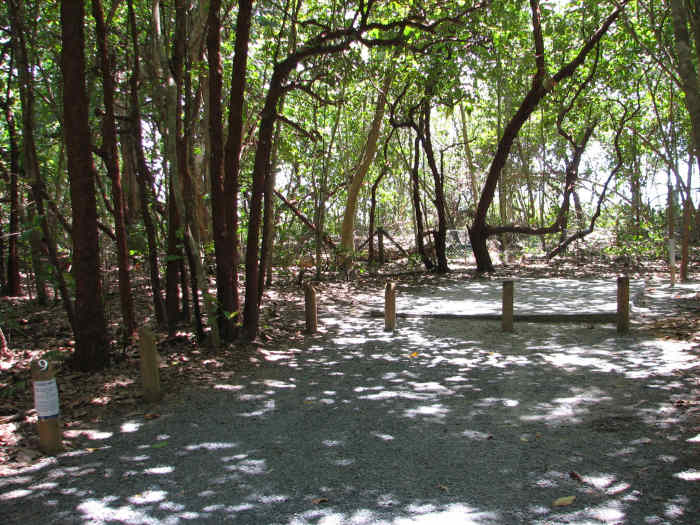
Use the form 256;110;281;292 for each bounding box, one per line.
0;255;699;523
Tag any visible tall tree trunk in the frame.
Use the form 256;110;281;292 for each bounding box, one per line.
207;0;231;339
10;0;73;319
420;96;449;272
220;0;253;341
60;0;110;370
127;0;166;328
339;71;393;268
670;0;700;174
2;89;21;296
92;0;135;341
410;131;433;270
680;157;692;282
165;187;181;335
459;101;480;211
172;0;219;346
260;0;302;300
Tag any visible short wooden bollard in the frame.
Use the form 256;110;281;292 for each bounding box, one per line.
139;327;162;403
617;276;630;334
502;280;514;332
305;283;318;333
31;359;62;455
385;281;397;332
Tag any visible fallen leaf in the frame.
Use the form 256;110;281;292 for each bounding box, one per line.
553;496;576;507
312;497;328;505
144;413;160;420
409;352;419;358
437;484;449;493
151;441;168;449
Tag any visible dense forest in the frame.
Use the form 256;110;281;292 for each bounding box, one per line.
0;0;698;371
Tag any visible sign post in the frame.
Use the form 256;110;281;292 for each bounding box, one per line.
31;359;62;455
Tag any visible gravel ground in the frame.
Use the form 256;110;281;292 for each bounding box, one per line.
1;279;699;524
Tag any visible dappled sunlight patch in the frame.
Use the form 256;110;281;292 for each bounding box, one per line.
120;420;142;433
404;403;449;420
77;496;181;523
588;500;626;522
120;454;150;462
664;495;691;519
225;458;268;475
128;489;167;504
64;428;113;440
0;488;32;500
521;386;613;425
213;383;245;392
185;441;237;451
674;468;700;481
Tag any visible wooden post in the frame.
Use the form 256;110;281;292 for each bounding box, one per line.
139;327;162;403
617;276;630;334
305;283;318;333
378;229;385;264
385;280;396;332
502;280;514;332
31;359;62;455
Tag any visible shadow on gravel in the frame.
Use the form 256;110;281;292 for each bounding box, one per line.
1;280;698;524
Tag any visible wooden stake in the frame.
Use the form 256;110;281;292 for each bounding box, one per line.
617;276;630;334
305;283;318;333
502;280;514;332
31;359;62;455
385;280;396;332
139;327;162;403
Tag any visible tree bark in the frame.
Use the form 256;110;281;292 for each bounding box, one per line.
127;0;166;328
420;95;449;273
670;0;700;175
92;0;135;341
221;0;253;340
339;71;394;268
172;0;219;347
2;90;21;296
11;0;73;320
60;0;110;370
368;168;388;264
410;131;433;270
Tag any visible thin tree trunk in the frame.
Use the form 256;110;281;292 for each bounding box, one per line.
92;0;135;341
11;0;73;320
173;0;219;347
410;131;433;270
459;101;480;210
127;0;166;328
339;71;394;268
60;0;110;370
2;87;21;296
260;0;302;300
368;168;388;265
166;187;181;335
420;95;449;273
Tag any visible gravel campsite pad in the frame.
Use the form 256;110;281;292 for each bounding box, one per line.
2;278;699;524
